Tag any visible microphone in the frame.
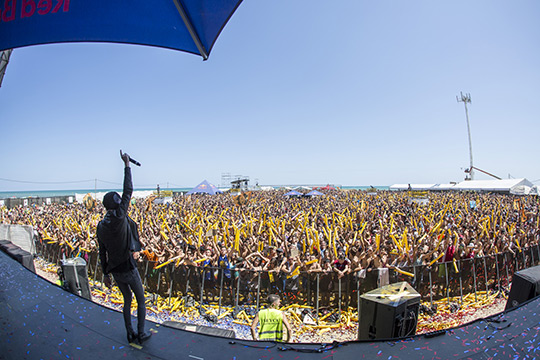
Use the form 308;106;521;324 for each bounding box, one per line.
129;157;141;166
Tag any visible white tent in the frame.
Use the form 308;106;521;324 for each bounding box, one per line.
390;178;535;194
389;184;436;191
453;178;534;193
431;183;457;191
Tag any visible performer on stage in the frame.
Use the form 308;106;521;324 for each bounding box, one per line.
97;150;152;345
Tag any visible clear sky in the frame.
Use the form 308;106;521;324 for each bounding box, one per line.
1;0;539;191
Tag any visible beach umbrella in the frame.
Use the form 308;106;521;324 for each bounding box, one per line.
0;0;244;60
306;190;324;197
284;190;302;197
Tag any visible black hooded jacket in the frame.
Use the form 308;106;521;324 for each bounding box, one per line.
97;167;141;274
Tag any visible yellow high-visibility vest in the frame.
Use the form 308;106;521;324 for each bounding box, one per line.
258;308;284;342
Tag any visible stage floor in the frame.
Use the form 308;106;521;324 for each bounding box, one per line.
1;250;540;360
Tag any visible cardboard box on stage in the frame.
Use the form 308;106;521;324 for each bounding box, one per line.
358;281;420;340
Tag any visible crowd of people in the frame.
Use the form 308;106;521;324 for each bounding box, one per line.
1;190;539;281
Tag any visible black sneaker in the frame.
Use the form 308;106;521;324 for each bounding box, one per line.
138;331;152;344
127;331;138;343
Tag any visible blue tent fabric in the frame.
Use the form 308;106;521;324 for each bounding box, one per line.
0;0;243;58
306;190;324;196
284;190;302;197
186;180;222;195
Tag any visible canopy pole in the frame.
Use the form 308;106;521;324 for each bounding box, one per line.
172;0;208;60
0;49;13;87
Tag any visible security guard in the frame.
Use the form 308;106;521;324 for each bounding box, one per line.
251;294;292;342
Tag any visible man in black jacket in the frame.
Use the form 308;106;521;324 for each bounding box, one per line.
97;150;151;345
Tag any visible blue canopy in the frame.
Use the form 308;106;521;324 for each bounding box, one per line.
306;190;325;196
186;180;222;195
284;190;302;197
0;0;243;59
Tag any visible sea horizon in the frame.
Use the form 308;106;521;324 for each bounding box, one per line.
0;185;390;199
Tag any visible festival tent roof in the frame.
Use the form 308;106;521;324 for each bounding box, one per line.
391;179;535;194
186;180;222;195
306;190;325;196
0;0;244;60
389;184;437;191
452;178;533;193
432;183;458;191
284;190;302;197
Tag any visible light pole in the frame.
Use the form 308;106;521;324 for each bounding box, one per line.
457;92;473;180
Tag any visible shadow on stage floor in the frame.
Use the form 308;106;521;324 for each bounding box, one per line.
1;250;540;360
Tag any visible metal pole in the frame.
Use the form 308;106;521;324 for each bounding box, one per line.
185;267;191;295
218;269;224;316
495;255;501;292
504;253;510;285
338;277;342;315
457;92;474;180
256;272;261;311
472;260;477;302
168;265;174;306
155;269;161;305
235;274;240;308
483;257;489;294
356;275;360;333
316;273;320;323
458;261;463;306
200;269;205;306
429;270;433;308
143;261;149;288
536;245;540;265
445;262;450;304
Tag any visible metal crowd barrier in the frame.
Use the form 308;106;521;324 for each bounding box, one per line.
34;239;540;314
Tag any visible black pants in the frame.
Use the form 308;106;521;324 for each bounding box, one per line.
112;268;146;334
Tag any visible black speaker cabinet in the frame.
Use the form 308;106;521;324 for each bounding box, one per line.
0;240;35;273
505;265;540;310
162;320;236;338
358;281;420;340
61;257;92;300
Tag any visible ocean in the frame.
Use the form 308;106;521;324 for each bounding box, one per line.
0;185;389;200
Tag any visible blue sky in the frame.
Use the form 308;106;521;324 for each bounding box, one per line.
1;0;539;191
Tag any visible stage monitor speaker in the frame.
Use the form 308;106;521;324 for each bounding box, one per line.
61;257;92;301
0;240;35;273
358;281;420;340
505;265;540;310
162;320;236;338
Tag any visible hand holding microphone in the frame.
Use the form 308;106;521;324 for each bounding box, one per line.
120;150;141;167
